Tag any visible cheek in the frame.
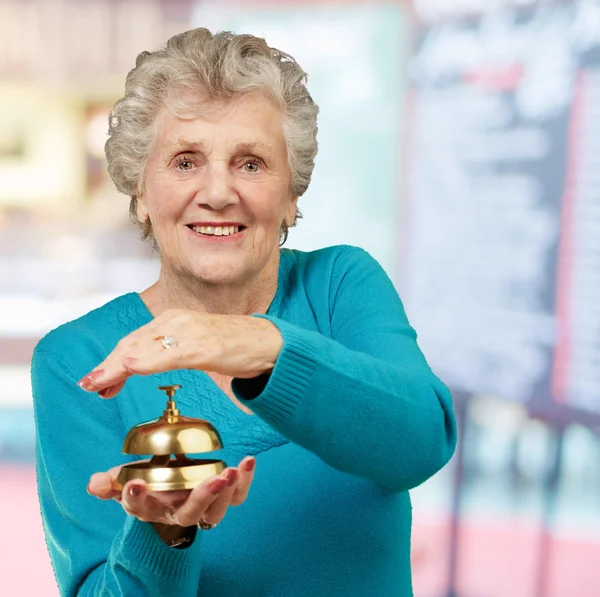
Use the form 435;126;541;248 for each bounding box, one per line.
148;184;188;224
152;203;176;224
249;187;291;228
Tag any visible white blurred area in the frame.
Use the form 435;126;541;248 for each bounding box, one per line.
1;1;599;596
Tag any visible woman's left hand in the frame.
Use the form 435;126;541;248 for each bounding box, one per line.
77;309;282;398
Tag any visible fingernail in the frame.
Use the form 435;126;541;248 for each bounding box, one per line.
245;458;256;472
224;469;238;486
86;483;92;495
209;479;228;494
77;369;105;388
98;387;113;399
129;484;143;497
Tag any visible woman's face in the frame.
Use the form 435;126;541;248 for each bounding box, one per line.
137;93;297;286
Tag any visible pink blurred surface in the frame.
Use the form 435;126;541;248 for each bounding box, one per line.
2;464;599;597
0;466;59;596
412;519;600;597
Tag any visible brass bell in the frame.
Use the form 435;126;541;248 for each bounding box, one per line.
115;384;226;491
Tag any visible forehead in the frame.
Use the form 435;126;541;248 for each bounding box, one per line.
155;94;286;155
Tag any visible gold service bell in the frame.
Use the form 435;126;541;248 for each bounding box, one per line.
115;384;226;491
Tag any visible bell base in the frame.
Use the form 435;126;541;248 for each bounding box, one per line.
116;457;227;492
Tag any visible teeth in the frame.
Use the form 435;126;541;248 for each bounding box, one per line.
192;225;240;236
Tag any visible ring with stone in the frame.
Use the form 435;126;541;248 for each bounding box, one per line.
197;518;217;531
157;335;177;350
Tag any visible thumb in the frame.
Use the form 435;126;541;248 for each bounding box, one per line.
87;469;121;500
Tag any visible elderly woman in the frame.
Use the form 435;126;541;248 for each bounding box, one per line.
32;28;456;597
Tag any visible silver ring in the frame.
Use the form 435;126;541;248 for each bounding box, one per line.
197;518;217;531
157;335;177;349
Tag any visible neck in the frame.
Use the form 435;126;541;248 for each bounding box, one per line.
141;253;281;317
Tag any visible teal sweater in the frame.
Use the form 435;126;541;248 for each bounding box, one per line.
32;245;456;597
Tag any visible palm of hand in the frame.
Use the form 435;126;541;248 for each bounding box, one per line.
87;455;257;529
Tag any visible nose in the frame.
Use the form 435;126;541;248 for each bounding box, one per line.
196;161;238;211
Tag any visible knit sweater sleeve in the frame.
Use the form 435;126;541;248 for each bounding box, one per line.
232;246;457;493
32;346;203;596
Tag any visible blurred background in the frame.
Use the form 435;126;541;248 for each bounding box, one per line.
1;0;599;595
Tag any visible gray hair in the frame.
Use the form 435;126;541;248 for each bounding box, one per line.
105;28;319;246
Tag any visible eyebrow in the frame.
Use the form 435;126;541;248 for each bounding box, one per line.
169;139;274;157
233;142;273;157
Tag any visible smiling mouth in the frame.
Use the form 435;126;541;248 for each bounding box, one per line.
186;224;246;237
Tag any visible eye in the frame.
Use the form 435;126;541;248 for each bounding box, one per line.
175;156;195;171
242;159;261;173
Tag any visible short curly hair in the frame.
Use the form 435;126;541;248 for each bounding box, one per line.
105;28;319;246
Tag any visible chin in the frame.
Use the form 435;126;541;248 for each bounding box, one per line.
178;250;271;286
188;261;250;286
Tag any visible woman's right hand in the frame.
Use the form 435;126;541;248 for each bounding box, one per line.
87;456;256;537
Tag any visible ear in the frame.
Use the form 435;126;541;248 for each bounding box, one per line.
135;194;149;223
284;196;298;227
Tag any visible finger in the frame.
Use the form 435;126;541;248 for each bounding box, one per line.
174;476;229;527
88;462;149;501
82;337;180;391
77;369;107;391
141;489;191;518
121;481;155;521
78;333;145;391
98;379;127;399
231;457;256;506
78;311;197;390
122;348;185;376
78;362;131;393
122;484;193;524
202;468;239;524
87;471;121;501
151;489;191;507
84;361;133;392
